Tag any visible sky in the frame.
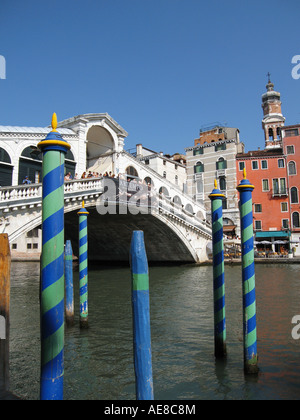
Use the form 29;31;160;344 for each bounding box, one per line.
0;0;300;155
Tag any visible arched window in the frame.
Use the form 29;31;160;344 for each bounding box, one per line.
288;161;297;176
194;161;204;173
65;150;76;178
269;128;274;141
173;196;182;206
216;157;227;170
291;187;299;204
0;147;13;187
144;177;154;186
185;204;194;214
126;166;139;179
159;186;169;197
276;127;281;140
219;177;226;191
18;146;42;184
292;212;300;228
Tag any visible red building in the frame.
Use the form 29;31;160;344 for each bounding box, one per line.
236;78;296;255
282;124;300;247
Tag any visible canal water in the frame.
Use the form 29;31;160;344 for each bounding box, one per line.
8;262;300;400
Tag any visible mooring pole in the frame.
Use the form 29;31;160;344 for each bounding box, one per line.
0;234;11;391
209;180;227;358
237;169;259;374
130;231;154;400
65;240;74;326
78;201;89;329
38;113;71;400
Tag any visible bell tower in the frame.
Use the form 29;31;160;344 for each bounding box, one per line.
262;74;285;148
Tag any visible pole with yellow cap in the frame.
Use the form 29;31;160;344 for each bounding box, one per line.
37;113;71;400
237;168;258;374
209;179;227;358
78;201;89;329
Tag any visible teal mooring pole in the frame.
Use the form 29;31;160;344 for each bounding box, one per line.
130;231;154;400
38;113;71;400
209;180;227;358
65;240;74;327
78;201;89;329
237;169;259;374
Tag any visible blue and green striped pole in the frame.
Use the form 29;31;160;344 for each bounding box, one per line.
78;201;89;329
130;231;154;400
65;240;74;327
37;113;71;400
209;180;227;358
237;169;259;374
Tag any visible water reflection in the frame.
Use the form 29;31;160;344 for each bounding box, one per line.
8;262;300;400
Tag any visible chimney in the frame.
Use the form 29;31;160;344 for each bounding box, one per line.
136;144;143;158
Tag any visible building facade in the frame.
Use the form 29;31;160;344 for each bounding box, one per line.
185;125;244;237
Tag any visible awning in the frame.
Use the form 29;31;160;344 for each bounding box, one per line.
223;225;236;232
255;231;291;238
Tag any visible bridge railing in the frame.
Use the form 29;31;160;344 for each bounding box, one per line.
0;177;104;208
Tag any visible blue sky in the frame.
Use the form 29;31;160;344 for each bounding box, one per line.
0;0;299;154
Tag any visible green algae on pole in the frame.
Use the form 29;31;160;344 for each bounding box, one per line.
38;113;71;400
237;169;259;374
209;180;227;359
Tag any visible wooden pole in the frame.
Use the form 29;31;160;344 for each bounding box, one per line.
0;234;11;391
130;231;154;400
65;240;74;327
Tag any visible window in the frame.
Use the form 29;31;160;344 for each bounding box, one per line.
286;145;295;155
254;204;262;213
269;128;274;141
262;179;269;192
252;161;259;170
292;212;300;228
282;219;289;229
255;220;262;230
12;244;17;250
194;162;204;173
281;202;288;212
239;162;245;171
193;148;204;156
163;160;166;166
216;157;227;170
222;198;227;210
33;243;38;249
285;129;299;137
288;161;297;176
27;244;32;249
278;159;285;168
261;160;268;169
163;171;167;178
219;177;226;191
273;178;287;195
215;143;226;152
145;159;150;165
291;187;299;204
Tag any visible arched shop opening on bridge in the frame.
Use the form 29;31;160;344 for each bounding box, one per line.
0;147;13;187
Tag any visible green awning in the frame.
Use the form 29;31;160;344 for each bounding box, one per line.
255;231;291;238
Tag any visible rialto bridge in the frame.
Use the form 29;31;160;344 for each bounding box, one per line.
0;113;212;263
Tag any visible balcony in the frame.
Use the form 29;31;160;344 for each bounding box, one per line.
272;188;288;198
216;169;226;177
